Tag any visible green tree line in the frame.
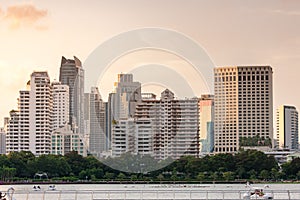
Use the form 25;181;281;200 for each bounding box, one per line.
0;149;300;182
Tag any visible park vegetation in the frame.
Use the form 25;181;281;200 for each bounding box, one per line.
0;149;300;183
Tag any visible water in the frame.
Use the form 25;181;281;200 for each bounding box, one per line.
0;183;299;200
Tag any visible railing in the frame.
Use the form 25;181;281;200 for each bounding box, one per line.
9;189;300;200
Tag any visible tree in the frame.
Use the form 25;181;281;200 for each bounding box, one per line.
235;149;277;179
130;174;138;181
157;174;164;181
248;169;257;180
259;170;269;180
209;172;219;181
85;156;104;169
34;154;71;178
65;151;87;176
270;168;280;181
117;173;126;180
79;170;88;180
0;167;16;181
223;172;235;181
296;171;300;180
7;151;35;178
88;168;104;179
104;172;114;180
197;172;206;181
0;155;9;167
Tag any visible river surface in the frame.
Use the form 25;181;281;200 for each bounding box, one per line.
0;183;299;199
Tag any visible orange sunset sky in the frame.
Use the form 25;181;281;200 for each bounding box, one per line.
0;0;300;131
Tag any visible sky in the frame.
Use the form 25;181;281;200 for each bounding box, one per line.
0;0;300;129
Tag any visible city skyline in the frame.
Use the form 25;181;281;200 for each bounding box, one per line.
1;0;300;127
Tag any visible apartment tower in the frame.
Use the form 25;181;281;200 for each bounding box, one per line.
134;89;200;160
52;81;69;130
6;72;52;155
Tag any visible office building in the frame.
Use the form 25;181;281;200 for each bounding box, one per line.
276;105;299;150
109;73;141;121
214;66;273;153
59;56;84;135
84;87;105;157
108;74;141;155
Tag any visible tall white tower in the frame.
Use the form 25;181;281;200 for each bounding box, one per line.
6;72;52;155
52;81;69;131
29;72;53;155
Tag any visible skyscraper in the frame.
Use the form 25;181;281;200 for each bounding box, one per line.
84;87;105;157
109;73;141;121
276;105;299;150
6;72;52;155
214;66;273;153
59;56;84;135
107;74;141;154
52;81;69;131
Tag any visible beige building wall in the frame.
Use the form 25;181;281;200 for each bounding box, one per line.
214;66;273;153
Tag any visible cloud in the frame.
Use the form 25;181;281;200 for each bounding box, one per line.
270;9;300;16
2;4;48;30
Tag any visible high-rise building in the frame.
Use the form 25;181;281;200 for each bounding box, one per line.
106;93;114;151
276;105;299;150
104;102;110;151
107;74;141;154
111;89;200;160
109;73;141;121
111;118;135;157
6;72;52;155
135;119;153;156
134;89;200;160
59;56;84;135
112;117;153;157
6;110;21;152
29;72;53;155
0;127;6;154
1;117;9;154
84;87;105;157
214;66;273;153
52;81;69;131
199;94;214;153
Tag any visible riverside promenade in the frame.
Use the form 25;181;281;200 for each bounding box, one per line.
7;188;300;200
